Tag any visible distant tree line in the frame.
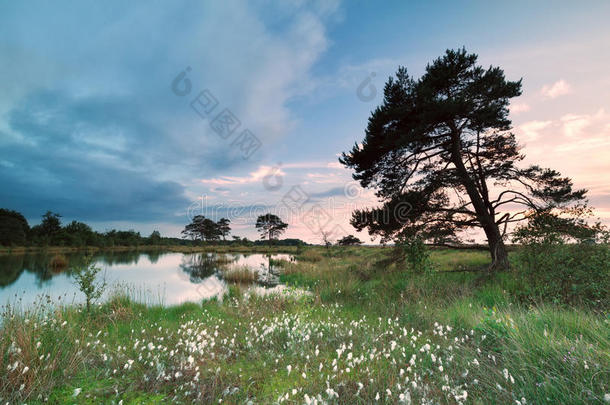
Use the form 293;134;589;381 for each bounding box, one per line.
0;209;194;247
0;208;364;248
0;208;310;248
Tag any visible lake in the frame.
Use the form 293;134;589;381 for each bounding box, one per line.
0;251;294;307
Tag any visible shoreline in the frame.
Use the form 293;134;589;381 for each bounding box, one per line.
0;244;306;256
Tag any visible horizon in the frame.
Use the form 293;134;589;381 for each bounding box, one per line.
2;1;609;244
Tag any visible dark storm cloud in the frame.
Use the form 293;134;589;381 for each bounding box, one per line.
0;89;191;223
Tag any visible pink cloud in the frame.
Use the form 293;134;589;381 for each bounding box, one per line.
510;102;530;114
541;79;572;98
200;165;285;185
518;120;552;142
560;108;607;138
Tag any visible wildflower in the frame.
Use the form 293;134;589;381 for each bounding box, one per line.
399;391;411;403
287;365;292;375
455;391;468;401
22;366;29;374
375;392;380;401
73;388;82;397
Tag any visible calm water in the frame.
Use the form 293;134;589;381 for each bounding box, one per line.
0;251;293;307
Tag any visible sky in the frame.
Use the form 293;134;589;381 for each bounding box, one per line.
1;0;609;243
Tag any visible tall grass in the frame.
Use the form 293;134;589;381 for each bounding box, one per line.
220;265;258;283
48;254;68;270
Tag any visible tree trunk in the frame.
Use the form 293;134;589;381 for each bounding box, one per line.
483;223;510;271
449;128;510;272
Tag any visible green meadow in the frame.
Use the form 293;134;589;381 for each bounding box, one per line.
1;246;608;404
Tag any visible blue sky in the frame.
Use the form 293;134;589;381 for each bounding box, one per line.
1;1;609;242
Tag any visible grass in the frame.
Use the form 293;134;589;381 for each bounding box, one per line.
48;254;68;270
220;265;259;283
0;246;608;404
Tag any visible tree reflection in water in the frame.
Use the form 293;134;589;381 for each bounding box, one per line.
256;254;281;287
178;253;237;283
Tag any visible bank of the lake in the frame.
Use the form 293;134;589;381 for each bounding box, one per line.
0;244;303;256
0;247;608;404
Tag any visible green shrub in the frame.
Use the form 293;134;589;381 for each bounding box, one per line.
73;259;107;312
397;236;434;273
514;242;610;308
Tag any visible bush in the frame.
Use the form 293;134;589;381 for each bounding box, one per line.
514;242;610;308
73;259;107;312
397;236;434;273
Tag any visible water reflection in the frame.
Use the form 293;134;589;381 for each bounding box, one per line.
179;254;225;283
0;251;293;306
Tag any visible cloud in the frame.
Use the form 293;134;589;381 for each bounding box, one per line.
309;187;346;199
560;108;607;138
541;79;572;98
509;102;530;114
200;165;284;186
0;1;339;228
518;120;552;142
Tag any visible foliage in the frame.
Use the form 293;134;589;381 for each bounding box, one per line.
0;208;307;249
337;235;363;246
511;207;609;307
0;208;29;246
217;218;231;240
340;48;587;270
255;213;288;243
147;230;162;245
512;205;602;244
29;211;62;245
397;236;434;273
513;240;610;308
72;259;107;312
181;215;228;242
